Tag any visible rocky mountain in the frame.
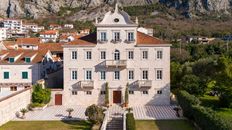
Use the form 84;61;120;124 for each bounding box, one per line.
0;0;231;20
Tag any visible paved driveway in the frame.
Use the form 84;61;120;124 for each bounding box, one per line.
13;106;87;121
133;105;183;120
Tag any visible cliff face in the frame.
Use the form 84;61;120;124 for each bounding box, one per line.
0;0;231;19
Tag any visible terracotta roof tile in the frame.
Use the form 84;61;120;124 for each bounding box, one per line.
16;38;40;45
40;30;58;35
68;33;97;46
137;31;166;45
38;43;63;52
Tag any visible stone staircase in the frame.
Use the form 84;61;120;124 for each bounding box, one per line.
106;105;124;130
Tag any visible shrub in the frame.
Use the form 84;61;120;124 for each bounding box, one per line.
176;90;200;119
192;106;231;130
85;104;104;124
125;83;129;105
32;84;51;104
126;113;135;130
105;82;109;106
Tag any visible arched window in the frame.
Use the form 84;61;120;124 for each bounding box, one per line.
114;50;120;60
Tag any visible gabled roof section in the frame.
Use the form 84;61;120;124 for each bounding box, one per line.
137;31;167;45
68;33;97;46
16;38;40;45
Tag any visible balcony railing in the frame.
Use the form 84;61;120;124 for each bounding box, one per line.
124;39;135;43
111;39;122;43
136;80;152;89
105;60;127;68
77;80;94;89
97;39;108;43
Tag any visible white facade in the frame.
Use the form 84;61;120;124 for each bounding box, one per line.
0;28;7;41
40;30;59;43
63;4;171;106
3;19;23;33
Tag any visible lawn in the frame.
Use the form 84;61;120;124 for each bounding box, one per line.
136;120;196;130
0;121;92;130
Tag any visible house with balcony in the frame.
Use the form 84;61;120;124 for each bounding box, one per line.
63;4;171;106
40;30;59;43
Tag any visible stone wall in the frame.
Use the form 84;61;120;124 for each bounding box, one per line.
0;88;32;126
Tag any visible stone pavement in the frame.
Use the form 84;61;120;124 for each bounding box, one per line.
132;105;183;120
13;105;87;121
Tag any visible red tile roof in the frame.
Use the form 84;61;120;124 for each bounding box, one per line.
40;30;58;35
68;33;97;46
137;32;166;45
16;38;40;45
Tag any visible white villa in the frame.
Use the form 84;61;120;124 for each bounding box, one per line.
63;4;171;106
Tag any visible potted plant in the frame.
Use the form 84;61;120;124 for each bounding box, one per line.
124;83;129;108
20;108;28;119
66;108;74;118
105;82;109;107
174;106;181;117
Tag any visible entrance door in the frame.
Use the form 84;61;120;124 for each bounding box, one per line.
113;91;121;103
55;94;62;105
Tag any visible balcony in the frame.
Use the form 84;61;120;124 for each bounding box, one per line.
97;39;108;44
111;39;122;44
105;60;127;68
77;80;94;89
124;39;135;43
136;80;152;89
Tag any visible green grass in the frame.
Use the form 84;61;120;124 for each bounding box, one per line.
199;95;220;108
217;108;232;122
136;120;196;130
0;121;92;130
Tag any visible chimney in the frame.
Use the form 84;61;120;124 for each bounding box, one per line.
136;17;139;24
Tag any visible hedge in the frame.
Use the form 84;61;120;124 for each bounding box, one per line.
176;90;200;119
126;113;135;130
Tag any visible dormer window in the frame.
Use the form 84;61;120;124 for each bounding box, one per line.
9;58;14;63
25;57;31;63
114;18;119;23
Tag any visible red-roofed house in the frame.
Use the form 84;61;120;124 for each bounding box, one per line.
40;30;59;43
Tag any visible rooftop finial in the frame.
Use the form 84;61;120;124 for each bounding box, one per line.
115;3;119;13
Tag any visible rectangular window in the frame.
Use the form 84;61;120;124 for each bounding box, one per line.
100;51;106;60
25;57;31;63
128;70;134;80
85;70;92;80
142;51;148;59
114;32;120;41
128;51;134;60
22;72;28;79
114;71;120;80
86;51;92;60
157;50;163;59
71;51;77;60
71;70;77;80
128;32;134;41
156;70;163;80
9;58;14;63
3;72;9;79
129;91;134;94
72;91;78;95
157;90;162;94
142;70;148;80
100;32;107;41
10;86;17;91
142;91;148;95
101;91;106;95
86;91;92;95
100;71;106;80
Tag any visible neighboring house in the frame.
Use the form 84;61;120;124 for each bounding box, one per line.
63;4;171;106
78;29;90;35
40;30;59;43
0;49;54;92
137;27;154;36
64;24;74;29
59;32;77;43
16;38;41;50
2;19;23;33
49;24;62;30
22;23;41;33
188;36;215;44
0;28;7;41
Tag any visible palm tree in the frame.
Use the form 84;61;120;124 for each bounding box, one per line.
66;108;74;118
20;108;28;119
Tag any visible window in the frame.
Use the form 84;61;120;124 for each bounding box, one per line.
86;51;92;60
25;57;31;63
85;70;92;80
100;51;106;60
128;70;134;80
24;86;30;89
71;51;77;60
3;72;9;79
129;91;134;94
10;86;17;91
71;70;77;80
157;50;163;59
142;91;148;95
100;32;107;41
113;32;120;41
114;50;120;60
72;91;78;95
157;90;162;94
128;51;134;60
86;91;92;95
114;71;120;80
142;70;148;80
128;32;134;41
9;57;14;63
100;71;106;80
142;51;148;59
156;70;163;80
22;72;28;79
101;91;106;95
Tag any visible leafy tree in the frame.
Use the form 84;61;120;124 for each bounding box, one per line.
32;84;51;104
170;62;182;89
125;83;129;106
85;104;104;124
105;82;109;106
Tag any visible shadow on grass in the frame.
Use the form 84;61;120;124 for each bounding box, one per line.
61;120;93;130
155;120;196;130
